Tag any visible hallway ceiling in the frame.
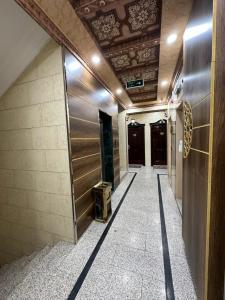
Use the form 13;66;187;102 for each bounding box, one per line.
70;0;161;105
69;0;192;107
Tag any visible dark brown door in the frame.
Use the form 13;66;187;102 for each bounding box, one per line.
128;124;145;165
151;120;167;165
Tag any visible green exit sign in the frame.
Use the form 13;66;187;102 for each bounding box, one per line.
126;79;144;89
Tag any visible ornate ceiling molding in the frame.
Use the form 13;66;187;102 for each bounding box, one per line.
131;92;157;102
71;0;162;105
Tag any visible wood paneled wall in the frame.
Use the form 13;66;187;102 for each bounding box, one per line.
64;49;120;239
207;1;225;299
182;0;213;299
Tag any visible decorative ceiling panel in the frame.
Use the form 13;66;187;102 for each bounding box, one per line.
128;82;157;95
70;0;162;105
131;93;157;102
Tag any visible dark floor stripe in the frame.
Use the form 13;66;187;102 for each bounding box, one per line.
67;172;137;300
157;174;175;300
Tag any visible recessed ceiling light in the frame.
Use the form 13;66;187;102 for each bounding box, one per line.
167;33;178;44
116;88;122;95
161;80;168;87
92;55;100;65
67;60;81;72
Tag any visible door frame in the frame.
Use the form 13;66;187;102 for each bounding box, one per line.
150;119;167;166
128;122;145;166
99;110;114;188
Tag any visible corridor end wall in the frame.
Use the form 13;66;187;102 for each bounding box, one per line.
0;41;74;265
125;111;165;167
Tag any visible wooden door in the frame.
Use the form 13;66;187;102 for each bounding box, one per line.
151;120;167;165
128;123;145;165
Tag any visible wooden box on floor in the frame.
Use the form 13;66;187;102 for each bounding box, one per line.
93;182;112;223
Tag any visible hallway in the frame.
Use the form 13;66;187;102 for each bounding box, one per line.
1;168;196;299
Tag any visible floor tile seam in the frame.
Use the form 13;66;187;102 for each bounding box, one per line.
103;240;162;254
67;172;137;300
101;261;165;284
110;225;161;235
116;209;161;217
111;223;160;235
91;262;144;280
108;225;162;239
111;255;165;275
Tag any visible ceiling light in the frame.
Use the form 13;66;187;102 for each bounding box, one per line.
184;21;212;41
161;80;168;87
116;88;122;95
67;60;81;72
167;33;178;44
92;55;100;65
128;104;133;107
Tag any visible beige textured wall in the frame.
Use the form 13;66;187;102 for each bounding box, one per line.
0;41;74;265
118;111;128;172
126;112;165;166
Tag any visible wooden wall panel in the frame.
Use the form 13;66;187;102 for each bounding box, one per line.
74;168;101;200
72;154;101;180
70;118;100;139
71;139;100;160
67;95;99;123
64;49;120;239
182;0;213;298
192;95;210;127
192;127;209;153
207;1;225;299
77;204;94;239
75;190;94;217
183;151;208;296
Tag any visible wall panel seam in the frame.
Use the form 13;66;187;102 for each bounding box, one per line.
72;152;100;161
76;202;94;222
193;124;210;129
190;148;209;155
192;93;210;109
69;116;99;125
70;138;100;140
73;167;101;182
75;187;93;202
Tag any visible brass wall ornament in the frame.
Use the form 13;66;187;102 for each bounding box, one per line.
183;101;193;158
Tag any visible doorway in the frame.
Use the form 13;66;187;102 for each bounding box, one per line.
99;111;114;188
128;122;145;166
150;120;167;166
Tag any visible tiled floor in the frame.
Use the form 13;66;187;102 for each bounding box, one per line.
5;167;196;299
76;167;196;300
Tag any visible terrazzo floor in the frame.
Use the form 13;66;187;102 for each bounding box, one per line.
4;167;196;299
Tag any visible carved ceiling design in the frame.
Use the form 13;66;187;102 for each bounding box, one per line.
70;0;162;105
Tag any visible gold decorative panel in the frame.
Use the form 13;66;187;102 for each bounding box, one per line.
183;101;193;159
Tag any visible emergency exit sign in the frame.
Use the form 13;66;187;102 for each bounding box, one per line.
126;79;144;89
